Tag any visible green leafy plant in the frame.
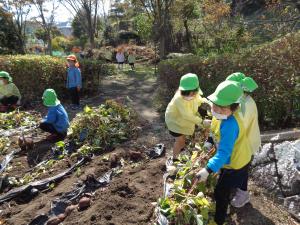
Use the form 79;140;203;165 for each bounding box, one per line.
0;111;40;131
157;149;217;225
69;100;137;153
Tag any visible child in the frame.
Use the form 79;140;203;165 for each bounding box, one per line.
116;48;125;70
226;72;260;208
39;89;69;141
165;73;206;161
128;51;136;70
195;80;252;225
0;71;21;112
66;55;82;110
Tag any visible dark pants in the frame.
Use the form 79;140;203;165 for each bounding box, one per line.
39;122;67;140
68;87;80;106
0;96;19;106
214;162;250;225
129;63;135;70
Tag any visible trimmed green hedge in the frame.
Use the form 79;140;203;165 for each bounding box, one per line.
0;55;115;102
158;32;300;130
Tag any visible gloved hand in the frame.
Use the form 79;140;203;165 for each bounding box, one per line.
203;141;213;151
196;168;209;182
203;119;212;128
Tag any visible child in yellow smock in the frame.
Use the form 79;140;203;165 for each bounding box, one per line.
226;72;261;208
165;73;206;161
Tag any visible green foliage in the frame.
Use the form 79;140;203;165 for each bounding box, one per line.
69;100;137;153
0;55;115;101
0;111;41;130
0;137;10;155
157;150;217;225
157;31;300;130
51;36;71;52
0;7;23;54
133;14;153;42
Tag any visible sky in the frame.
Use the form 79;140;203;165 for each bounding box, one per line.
29;0;110;23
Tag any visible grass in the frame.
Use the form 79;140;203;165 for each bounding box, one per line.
112;63;157;81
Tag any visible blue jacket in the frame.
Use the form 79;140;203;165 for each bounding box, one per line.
67;67;82;89
207;115;239;172
43;104;70;133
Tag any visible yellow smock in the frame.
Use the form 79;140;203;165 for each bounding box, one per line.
0;83;21;100
210;111;252;170
239;95;261;154
165;91;204;136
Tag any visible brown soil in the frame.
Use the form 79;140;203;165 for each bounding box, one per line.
0;65;298;225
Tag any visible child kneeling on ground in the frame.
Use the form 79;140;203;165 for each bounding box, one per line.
165;73;207;161
195;80;252;225
0;71;21;112
40;89;70;141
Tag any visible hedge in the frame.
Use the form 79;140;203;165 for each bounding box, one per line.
158;32;300;130
0;55;115;103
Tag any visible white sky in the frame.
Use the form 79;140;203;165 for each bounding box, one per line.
29;0;110;23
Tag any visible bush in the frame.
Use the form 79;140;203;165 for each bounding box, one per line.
0;55;115;103
157;32;300;130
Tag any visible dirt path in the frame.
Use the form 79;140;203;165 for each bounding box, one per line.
0;65;298;225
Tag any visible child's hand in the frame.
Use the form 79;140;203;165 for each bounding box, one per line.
196;168;209;182
203;119;212;128
77;86;80;92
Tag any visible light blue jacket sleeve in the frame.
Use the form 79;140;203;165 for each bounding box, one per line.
75;68;82;88
43;107;57;124
207;116;239;173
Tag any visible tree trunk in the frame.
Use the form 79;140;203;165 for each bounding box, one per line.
47;30;52;56
183;19;192;51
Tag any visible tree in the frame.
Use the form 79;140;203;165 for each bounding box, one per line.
172;0;200;51
30;0;58;55
134;0;175;58
34;26;61;48
0;6;25;54
133;13;153;42
1;0;31;53
61;0;101;48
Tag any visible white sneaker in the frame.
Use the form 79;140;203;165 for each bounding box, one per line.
231;188;250;208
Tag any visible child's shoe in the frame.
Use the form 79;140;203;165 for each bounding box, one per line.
231;188;250;208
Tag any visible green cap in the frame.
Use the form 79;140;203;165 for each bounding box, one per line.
0;71;12;83
226;72;258;92
179;73;202;94
226;72;246;82
240;77;258;92
42;89;60;107
208;80;243;106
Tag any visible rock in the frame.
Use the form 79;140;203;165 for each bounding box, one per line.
110;153;119;168
283;195;300;221
57;214;65;221
18;136;34;150
78;197;91;210
65;205;77;216
129;150;143;161
252;140;300;219
166;53;194;59
252;140;300;196
46;216;62;225
251;163;279;193
273;141;300;196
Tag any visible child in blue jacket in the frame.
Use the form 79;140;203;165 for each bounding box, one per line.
66;55;82;109
39;89;70;141
196;80;252;225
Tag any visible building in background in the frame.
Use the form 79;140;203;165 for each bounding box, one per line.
56;21;73;37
